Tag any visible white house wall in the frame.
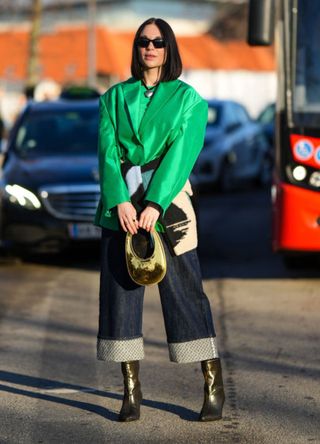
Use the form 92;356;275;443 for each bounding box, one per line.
0;70;277;128
181;70;277;117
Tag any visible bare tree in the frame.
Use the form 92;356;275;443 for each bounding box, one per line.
87;0;97;87
208;3;248;41
26;0;42;94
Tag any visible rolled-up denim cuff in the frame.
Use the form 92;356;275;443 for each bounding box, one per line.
97;337;144;362
168;337;219;363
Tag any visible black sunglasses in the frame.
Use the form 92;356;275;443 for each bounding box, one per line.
136;37;166;49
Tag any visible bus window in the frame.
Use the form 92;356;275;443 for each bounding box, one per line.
293;0;320;127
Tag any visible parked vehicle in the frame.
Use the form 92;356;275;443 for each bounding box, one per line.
248;0;320;258
0;98;100;253
257;102;275;147
191;99;272;191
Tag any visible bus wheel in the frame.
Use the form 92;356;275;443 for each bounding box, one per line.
282;253;320;269
283;255;303;269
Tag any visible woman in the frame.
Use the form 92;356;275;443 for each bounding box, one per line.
95;17;225;422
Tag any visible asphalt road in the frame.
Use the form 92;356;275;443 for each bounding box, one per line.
0;187;319;444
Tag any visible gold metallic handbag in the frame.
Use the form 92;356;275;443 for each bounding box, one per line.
125;229;167;286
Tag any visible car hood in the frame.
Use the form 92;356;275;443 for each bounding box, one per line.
4;155;99;191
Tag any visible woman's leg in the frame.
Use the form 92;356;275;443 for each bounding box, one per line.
158;242;225;420
97;228;144;421
158;243;218;363
97;228;145;362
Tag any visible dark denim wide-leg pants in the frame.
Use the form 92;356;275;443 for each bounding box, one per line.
97;228;219;363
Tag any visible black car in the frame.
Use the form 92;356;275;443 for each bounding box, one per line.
0;98;101;253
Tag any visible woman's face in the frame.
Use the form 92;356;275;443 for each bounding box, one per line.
138;23;166;71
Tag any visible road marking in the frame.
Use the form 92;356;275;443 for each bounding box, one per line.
40;387;97;394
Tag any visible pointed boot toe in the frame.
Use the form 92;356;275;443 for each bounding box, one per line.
118;361;142;422
199;358;225;422
118;386;143;422
199;387;225;421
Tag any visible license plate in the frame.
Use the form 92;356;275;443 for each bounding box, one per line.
68;223;101;239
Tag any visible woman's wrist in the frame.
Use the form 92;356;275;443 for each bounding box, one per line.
146;201;163;215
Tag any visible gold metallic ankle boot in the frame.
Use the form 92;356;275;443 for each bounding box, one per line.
199;358;225;421
118;361;142;422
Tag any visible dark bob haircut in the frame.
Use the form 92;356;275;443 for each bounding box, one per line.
131;18;182;82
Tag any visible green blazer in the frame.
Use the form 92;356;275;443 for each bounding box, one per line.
95;77;208;230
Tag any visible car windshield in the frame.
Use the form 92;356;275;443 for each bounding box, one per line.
14;106;99;157
207;104;222;127
258;104;275;124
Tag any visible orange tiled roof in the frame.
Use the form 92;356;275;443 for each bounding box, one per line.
0;29;29;79
0;26;275;84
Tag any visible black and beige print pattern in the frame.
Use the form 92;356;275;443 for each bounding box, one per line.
161;180;197;256
122;159;197;256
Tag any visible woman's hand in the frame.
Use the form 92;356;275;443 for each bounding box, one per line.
117;202;139;234
139;206;160;232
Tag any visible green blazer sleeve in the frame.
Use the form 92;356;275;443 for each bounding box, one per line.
98;96;130;213
145;95;208;213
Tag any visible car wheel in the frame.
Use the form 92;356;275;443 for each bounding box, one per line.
219;159;235;191
0;241;22;264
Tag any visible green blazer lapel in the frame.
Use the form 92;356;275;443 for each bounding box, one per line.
139;80;181;134
122;78;141;141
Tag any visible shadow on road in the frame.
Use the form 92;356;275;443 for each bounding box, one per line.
0;370;199;421
0;243;100;271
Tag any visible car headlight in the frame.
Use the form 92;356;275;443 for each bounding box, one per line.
5;184;41;210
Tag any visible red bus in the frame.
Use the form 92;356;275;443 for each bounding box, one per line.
248;0;320;258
